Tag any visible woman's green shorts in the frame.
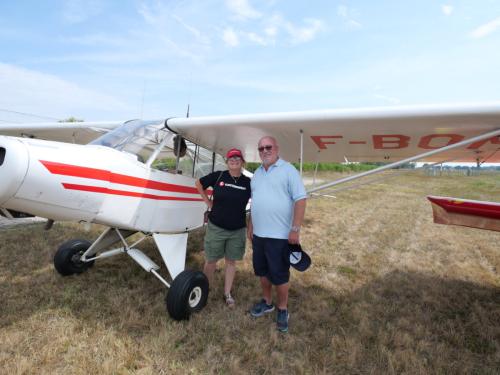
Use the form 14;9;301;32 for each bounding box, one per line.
204;220;246;262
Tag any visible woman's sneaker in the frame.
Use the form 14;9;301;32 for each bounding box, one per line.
250;299;275;317
276;308;289;333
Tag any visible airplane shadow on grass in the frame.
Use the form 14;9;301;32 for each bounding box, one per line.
0;224;498;373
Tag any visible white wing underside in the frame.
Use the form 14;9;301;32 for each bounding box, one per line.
168;103;500;164
1;104;499;164
0;121;123;144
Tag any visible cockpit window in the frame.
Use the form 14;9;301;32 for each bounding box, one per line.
91;119;226;177
191;144;226;178
91;120;170;163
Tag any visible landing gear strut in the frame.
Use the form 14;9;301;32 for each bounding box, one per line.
53;229;209;321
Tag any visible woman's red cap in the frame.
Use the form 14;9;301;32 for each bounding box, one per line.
226;148;244;161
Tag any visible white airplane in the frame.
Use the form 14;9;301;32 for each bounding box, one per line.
1;103;499;320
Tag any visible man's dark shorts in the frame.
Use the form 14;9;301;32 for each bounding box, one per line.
252;235;290;285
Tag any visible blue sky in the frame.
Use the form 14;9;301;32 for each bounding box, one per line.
1;0;500;122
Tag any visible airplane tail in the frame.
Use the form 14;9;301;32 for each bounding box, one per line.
427;196;500;232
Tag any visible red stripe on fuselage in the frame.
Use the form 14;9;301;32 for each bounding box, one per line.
62;183;204;201
40;160;199;195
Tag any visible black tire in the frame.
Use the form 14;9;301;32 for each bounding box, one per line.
54;239;94;276
166;270;209;320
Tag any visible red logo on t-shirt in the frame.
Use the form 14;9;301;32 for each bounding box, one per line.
219;181;225;187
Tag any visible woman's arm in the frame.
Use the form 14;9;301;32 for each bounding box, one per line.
195;179;213;209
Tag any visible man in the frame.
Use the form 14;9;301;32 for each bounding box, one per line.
247;136;307;333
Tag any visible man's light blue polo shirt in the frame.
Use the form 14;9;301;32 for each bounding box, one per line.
251;158;307;239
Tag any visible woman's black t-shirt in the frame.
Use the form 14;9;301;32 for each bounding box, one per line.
200;170;251;230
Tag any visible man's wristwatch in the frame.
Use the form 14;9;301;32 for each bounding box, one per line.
290;226;301;233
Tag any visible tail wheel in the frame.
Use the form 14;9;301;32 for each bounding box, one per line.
54;239;94;276
166;270;209;320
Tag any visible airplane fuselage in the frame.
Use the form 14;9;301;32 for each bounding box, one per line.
0;136;205;233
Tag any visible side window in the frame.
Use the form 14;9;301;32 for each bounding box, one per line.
150;132;177;172
177;139;194;176
214;154;226;172
151;155;176;171
192;146;226;179
148;132;226;179
151;135;195;176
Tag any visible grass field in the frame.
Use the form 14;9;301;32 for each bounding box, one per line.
0;171;499;374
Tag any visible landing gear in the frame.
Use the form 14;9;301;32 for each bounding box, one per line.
53;230;210;320
53;239;94;276
166;270;209;321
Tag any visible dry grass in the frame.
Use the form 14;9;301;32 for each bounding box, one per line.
0;170;499;374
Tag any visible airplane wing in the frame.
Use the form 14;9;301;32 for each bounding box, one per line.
167;103;500;164
0;121;123;144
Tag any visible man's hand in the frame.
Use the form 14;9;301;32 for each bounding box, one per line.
289;199;306;245
288;230;300;244
247;217;253;241
247;226;253;241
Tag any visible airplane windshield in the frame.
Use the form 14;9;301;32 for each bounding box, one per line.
91;119;226;177
91;120;170;163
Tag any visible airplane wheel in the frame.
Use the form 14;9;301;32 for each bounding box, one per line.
166;270;209;321
54;239;94;276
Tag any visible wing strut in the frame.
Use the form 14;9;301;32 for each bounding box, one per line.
299;129;304;176
308;128;500;194
478;148;500;166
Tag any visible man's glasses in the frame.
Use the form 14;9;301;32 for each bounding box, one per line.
258;145;273;152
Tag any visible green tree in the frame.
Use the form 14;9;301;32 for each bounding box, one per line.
59;117;83;123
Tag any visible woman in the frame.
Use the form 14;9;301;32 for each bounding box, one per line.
195;148;251;307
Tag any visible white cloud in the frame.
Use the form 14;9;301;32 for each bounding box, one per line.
337;5;362;30
225;0;262;20
133;0;325;50
441;5;454;16
470;17;500;38
223;28;240;47
137;3;208;62
337;5;348;18
232;14;325;46
245;32;269;46
285;18;325;44
0;63;127;119
32;51;169;65
59;33;130;47
172;15;210;46
61;0;104;24
264;26;278;37
374;94;401;105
